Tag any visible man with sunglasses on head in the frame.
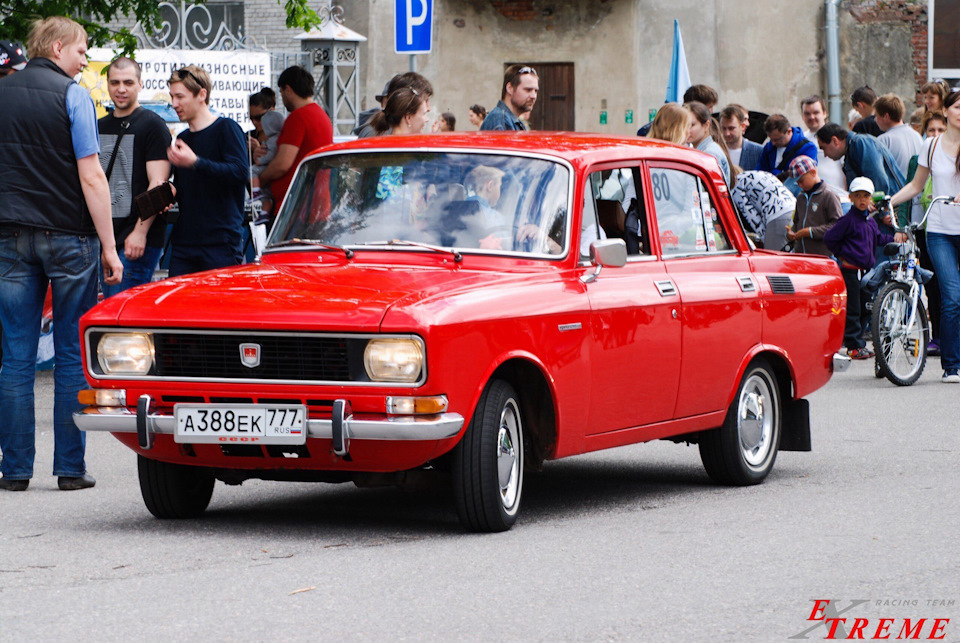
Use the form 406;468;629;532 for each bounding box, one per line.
166;64;248;277
480;64;539;131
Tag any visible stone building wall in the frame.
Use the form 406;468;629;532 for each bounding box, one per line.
86;0;933;133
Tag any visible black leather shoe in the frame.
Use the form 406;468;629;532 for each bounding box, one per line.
58;473;96;490
0;477;29;491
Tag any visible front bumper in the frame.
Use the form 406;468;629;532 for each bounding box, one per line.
73;399;463;458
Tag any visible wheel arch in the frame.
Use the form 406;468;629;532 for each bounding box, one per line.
728;346;796;408
733;348;811;453
488;357;558;470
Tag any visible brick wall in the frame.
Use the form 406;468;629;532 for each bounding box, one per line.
243;0;303;51
847;0;928;94
490;1;540;20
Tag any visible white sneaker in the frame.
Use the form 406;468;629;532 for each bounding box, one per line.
941;370;960;383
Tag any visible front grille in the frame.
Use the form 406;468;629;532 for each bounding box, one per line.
153;333;356;381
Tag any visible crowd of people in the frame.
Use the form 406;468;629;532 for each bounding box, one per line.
0;15;958;492
642;81;960;384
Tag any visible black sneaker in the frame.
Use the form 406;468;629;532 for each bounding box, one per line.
942;370;960;384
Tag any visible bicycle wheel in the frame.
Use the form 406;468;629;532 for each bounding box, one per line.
872;282;928;386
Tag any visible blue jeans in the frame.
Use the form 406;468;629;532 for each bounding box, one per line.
101;244;162;298
168;243;242;278
0;228;100;479
927;232;960;371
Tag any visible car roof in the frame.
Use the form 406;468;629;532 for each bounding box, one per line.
314;132;719;173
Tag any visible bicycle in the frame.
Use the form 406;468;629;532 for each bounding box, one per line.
866;195;954;386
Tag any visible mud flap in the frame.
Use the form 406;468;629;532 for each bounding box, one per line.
780;398;811;452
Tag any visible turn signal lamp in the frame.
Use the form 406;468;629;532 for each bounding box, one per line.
385;395;448;415
78;389;127;407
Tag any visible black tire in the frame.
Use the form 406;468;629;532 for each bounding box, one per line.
452;379;525;532
699;359;781;486
872;282;928;386
138;455;215;519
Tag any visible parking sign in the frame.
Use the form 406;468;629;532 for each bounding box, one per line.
395;0;432;54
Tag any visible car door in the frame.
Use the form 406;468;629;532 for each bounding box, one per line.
645;162;761;419
582;165;682;435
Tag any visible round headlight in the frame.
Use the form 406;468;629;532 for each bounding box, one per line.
363;338;424;383
97;333;154;375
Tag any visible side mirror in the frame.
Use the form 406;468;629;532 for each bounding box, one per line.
582;239;626;283
590;238;627;267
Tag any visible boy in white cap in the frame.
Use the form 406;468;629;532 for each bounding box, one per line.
823;177;906;359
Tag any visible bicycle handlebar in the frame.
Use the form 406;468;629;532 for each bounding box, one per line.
876;194;960;232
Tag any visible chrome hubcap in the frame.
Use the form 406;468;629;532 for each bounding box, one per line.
738;374;774;468
496;399;522;513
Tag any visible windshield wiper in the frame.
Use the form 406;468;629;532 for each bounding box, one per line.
267;239;354;258
364;239;463;263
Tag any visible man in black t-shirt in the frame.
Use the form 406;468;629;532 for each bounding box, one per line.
98;56;172;296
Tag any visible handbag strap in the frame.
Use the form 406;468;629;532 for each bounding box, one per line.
104;112;139;180
928;134;940;169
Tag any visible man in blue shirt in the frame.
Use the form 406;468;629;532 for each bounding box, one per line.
166;65;248;277
480;64;538;131
815;123;905;196
0;16;123;492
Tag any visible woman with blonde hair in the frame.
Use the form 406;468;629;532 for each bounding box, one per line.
647;103;689;144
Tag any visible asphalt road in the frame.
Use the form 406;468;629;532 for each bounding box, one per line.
0;360;957;641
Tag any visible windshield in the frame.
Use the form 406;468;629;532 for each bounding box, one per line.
268;151;571;257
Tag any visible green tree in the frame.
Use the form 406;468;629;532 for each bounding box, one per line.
0;0;324;56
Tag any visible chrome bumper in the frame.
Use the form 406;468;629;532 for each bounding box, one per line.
832;352;852;373
73;403;464;453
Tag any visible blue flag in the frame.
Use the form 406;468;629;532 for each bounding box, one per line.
665;19;691;104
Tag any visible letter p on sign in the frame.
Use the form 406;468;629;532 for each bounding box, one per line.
395;0;433;54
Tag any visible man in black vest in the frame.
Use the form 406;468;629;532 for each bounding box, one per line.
0;17;123;492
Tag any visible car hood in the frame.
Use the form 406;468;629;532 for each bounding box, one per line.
104;260;544;332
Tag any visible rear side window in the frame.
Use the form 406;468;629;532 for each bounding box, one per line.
649;167;731;255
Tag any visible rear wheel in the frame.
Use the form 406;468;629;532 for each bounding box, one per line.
138;455;215;519
452;379;525;532
700;359;781;485
872;282;927;386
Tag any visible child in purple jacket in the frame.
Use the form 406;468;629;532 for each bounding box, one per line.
824;177;906;359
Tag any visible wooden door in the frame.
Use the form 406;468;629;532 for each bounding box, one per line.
506;62;575;131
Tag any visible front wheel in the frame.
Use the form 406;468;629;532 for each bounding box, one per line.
699;359;781;485
138;455;215;519
872;282;928;386
452;379;525;532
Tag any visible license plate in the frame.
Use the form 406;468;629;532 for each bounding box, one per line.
174;404;308;445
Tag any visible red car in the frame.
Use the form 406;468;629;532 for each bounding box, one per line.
75;133;847;532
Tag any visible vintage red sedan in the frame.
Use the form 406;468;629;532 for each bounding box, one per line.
75;133;847;532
